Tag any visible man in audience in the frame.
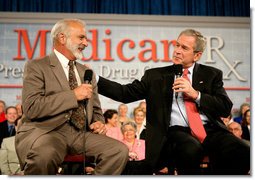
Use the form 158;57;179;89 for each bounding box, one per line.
227;121;250;145
0;117;23;175
0;106;18;147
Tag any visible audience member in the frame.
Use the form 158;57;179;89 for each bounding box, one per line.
104;109;123;141
120;121;152;175
0;116;23;175
241;109;250;141
227;121;250;145
0;106;18;147
121;121;145;161
15;18;128;175
117;103;133;126
138;101;147;113
133;107;146;140
233;103;250;124
0;100;6;123
15;103;23;118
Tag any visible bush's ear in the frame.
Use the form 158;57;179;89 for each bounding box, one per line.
194;51;202;62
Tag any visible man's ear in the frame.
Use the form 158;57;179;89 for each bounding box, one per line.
194;51;202;62
58;33;66;45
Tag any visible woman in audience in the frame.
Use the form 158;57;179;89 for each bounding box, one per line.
120;121;152;174
233;103;250;124
133;107;146;140
241;109;250;141
104;109;123;141
117;104;133;126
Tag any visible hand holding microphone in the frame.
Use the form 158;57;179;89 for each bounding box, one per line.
173;64;183;99
172;64;199;100
74;69;93;101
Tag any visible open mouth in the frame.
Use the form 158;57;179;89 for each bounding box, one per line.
78;47;84;51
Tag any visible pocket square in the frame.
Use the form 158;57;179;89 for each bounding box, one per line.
199;81;203;84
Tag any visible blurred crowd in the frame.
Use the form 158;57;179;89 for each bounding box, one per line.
0;99;250;175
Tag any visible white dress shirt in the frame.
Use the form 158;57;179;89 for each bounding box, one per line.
170;64;209;127
54;49;81;85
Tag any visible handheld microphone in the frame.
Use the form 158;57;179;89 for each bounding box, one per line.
83;69;93;106
82;69;93;174
174;64;183;99
84;69;93;84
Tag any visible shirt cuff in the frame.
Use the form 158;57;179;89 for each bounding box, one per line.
96;74;99;83
195;91;201;106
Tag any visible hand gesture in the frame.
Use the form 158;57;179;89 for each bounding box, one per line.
89;121;107;134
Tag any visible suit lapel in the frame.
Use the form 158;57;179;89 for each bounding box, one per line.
49;52;70;91
192;63;205;91
76;63;85;84
162;66;175;129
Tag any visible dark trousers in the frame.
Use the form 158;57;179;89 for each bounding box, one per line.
162;124;250;175
122;160;153;175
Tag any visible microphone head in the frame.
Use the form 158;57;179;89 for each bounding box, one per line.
174;64;183;76
84;69;93;83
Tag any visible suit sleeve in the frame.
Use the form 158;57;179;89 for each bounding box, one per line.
199;69;233;118
90;73;105;123
98;73;149;104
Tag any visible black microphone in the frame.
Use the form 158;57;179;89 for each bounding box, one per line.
84;69;93;84
83;69;93;107
174;64;183;98
83;69;93;175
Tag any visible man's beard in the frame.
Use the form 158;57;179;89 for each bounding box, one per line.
66;38;84;60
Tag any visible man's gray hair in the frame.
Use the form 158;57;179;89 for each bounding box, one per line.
50;19;86;45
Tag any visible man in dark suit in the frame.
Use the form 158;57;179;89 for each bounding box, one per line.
97;29;250;175
0;106;18;147
15;19;128;175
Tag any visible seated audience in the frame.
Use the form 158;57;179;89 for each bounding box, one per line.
133;107;146;140
104;109;123;141
233;103;250;124
138;101;147;114
117;104;133;126
241;109;250;141
227;121;250;145
120;121;152;175
0;100;6;123
15;103;23;118
0;106;18;147
0;116;23;175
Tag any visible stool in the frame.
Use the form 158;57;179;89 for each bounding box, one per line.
60;154;85;175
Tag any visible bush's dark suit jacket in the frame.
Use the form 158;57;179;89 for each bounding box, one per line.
98;63;233;169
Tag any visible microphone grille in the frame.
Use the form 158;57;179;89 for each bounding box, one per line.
84;69;93;82
174;64;183;76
